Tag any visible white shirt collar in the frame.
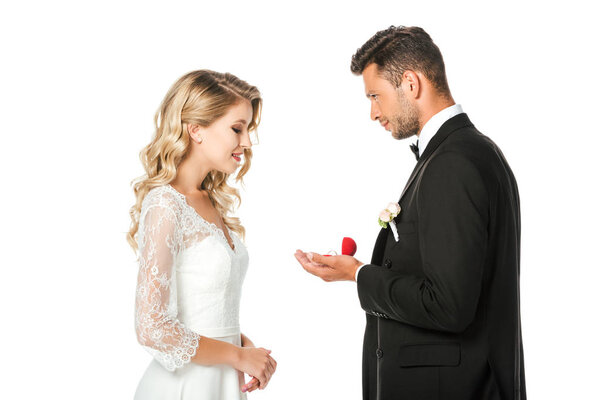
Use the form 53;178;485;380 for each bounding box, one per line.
417;104;464;157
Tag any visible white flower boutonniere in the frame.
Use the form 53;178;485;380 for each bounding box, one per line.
378;202;401;241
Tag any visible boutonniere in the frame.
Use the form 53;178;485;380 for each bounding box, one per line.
378;202;401;241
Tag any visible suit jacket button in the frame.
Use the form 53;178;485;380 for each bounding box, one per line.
376;348;383;359
384;259;392;269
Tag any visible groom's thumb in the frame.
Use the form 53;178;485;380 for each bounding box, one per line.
309;252;325;264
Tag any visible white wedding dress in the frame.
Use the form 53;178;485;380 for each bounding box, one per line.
134;184;249;400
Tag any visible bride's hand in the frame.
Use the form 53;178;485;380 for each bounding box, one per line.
240;334;260;393
242;377;259;393
235;347;277;390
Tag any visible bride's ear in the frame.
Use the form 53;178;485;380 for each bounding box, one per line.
187;124;204;144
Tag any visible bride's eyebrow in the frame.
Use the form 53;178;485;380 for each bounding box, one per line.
233;119;248;124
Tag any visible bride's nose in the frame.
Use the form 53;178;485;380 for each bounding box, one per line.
240;130;252;148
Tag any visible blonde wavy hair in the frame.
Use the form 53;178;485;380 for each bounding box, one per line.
127;70;262;253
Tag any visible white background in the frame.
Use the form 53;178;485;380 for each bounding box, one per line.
1;0;599;398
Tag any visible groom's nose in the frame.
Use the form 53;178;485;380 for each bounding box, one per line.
370;101;381;121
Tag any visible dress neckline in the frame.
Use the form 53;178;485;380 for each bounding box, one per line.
165;184;237;252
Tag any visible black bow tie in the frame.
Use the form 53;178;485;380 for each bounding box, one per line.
409;142;420;161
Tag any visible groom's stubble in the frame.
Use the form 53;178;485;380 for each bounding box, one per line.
390;87;420;141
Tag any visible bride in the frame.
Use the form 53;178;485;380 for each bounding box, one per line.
127;70;276;399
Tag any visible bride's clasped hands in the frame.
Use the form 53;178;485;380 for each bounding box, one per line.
237;335;277;393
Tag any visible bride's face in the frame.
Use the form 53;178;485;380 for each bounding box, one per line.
188;99;253;175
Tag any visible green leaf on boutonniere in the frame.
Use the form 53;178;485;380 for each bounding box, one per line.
378;219;389;228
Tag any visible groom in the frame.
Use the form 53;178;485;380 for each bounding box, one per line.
295;26;526;399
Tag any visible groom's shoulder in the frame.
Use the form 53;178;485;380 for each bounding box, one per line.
427;121;515;188
440;118;505;166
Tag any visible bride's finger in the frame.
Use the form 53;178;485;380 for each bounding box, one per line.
267;356;277;373
244;382;258;393
256;374;268;390
264;362;274;381
243;377;259;393
245;376;259;386
261;359;276;389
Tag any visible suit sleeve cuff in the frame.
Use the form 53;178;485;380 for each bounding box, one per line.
355;263;366;282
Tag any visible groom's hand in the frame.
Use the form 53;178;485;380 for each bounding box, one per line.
294;250;363;282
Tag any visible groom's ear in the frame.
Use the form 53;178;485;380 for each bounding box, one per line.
401;70;421;99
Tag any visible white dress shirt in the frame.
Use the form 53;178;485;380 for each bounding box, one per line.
415;103;463;158
354;104;465;282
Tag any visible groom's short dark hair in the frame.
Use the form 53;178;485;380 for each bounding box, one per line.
351;26;450;96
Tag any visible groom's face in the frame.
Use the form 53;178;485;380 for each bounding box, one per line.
362;63;420;140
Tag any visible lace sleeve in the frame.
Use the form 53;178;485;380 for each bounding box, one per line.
134;197;200;371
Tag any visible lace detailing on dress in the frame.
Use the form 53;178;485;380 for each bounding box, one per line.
165;184;237;253
134;185;249;371
135;189;200;372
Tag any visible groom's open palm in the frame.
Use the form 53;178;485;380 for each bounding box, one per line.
294;250;362;282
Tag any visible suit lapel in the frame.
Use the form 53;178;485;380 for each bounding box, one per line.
398;113;474;203
370;227;387;265
371;114;475;262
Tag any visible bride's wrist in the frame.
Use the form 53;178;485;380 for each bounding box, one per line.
229;345;243;369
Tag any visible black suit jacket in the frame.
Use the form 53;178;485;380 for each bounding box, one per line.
357;114;526;400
